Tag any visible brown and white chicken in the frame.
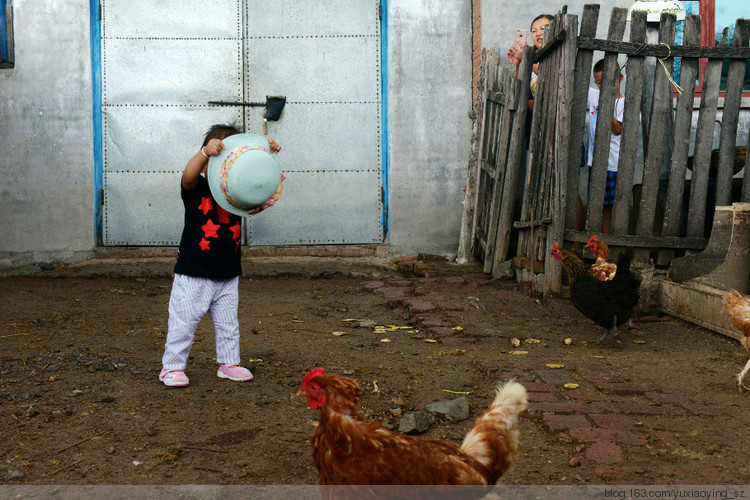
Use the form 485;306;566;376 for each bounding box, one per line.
299;368;528;488
586;235;617;281
723;290;750;393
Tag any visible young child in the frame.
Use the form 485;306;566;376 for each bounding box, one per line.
159;124;281;387
576;58;625;237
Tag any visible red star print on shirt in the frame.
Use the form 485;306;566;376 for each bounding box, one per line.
217;205;231;225
198;197;213;215
229;221;242;240
202;219;220;239
199;238;211;251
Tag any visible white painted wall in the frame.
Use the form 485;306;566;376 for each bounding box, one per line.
387;0;473;257
0;0;95;266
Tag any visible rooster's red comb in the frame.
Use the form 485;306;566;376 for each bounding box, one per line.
302;368;326;387
552;242;559;251
587;235;598;246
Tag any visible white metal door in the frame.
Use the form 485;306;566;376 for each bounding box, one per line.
100;0;383;246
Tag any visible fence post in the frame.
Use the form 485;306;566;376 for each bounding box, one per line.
484;71;518;273
686;30;727;238
634;13;676;263
491;46;534;274
544;13;578;296
587;7;628;233
661;15;700;240
611;11;648;236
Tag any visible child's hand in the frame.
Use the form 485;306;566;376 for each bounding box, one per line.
268;137;281;154
203;138;225;157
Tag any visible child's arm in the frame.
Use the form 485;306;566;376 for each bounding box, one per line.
182;138;225;190
611;116;623;136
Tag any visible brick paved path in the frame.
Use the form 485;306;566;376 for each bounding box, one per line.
364;259;746;483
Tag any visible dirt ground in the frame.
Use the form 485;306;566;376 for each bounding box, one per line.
1;255;749;486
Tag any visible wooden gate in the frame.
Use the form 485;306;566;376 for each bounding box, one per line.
462;4;750;297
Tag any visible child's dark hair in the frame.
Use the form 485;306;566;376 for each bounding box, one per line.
531;14;554;28
202;124;241;147
593;58;620;74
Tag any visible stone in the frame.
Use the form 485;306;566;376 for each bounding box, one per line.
3;470;23;480
492;259;515;280
426;397;470;421
398;411;436;434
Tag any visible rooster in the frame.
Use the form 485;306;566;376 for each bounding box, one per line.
586;235;617;281
551;242;640;343
299;368;527;488
723;290;750;393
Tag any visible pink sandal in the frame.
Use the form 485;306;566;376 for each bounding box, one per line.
217;364;253;382
159;368;189;387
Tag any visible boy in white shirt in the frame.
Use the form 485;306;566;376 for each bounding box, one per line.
576;58;625;238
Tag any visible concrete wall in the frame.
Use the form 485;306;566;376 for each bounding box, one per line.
0;0;95;266
0;0;474;265
387;0;473;257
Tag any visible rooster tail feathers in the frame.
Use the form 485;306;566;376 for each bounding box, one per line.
459;381;528;473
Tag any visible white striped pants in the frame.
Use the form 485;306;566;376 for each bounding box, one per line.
162;273;241;370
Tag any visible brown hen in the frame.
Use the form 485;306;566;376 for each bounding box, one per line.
299;368;527;489
723;290;750;393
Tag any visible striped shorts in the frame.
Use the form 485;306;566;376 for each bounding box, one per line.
161;273;241;370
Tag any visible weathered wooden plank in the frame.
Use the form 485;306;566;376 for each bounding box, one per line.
611;11;647;235
744;125;750;202
521;15;556;224
636;14;676;237
491;44;534;275
533;28;567;64
661;15;700;238
459;50;491;263
715;19;750;206
576;37;750;58
522;14;560;265
564;230;708;249
686;29;727;237
654;15;702;266
539;11;563;222
483;70;516;273
565;4;600;230
545;13;579;296
587;7;628;232
476;76;499;259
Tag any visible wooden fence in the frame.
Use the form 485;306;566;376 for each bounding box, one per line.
462;4;750;297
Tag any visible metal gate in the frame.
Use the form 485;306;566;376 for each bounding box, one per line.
99;0;383;246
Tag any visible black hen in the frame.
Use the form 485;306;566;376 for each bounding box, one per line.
551;243;640;343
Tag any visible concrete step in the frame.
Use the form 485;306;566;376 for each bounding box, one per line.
660;279;740;342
